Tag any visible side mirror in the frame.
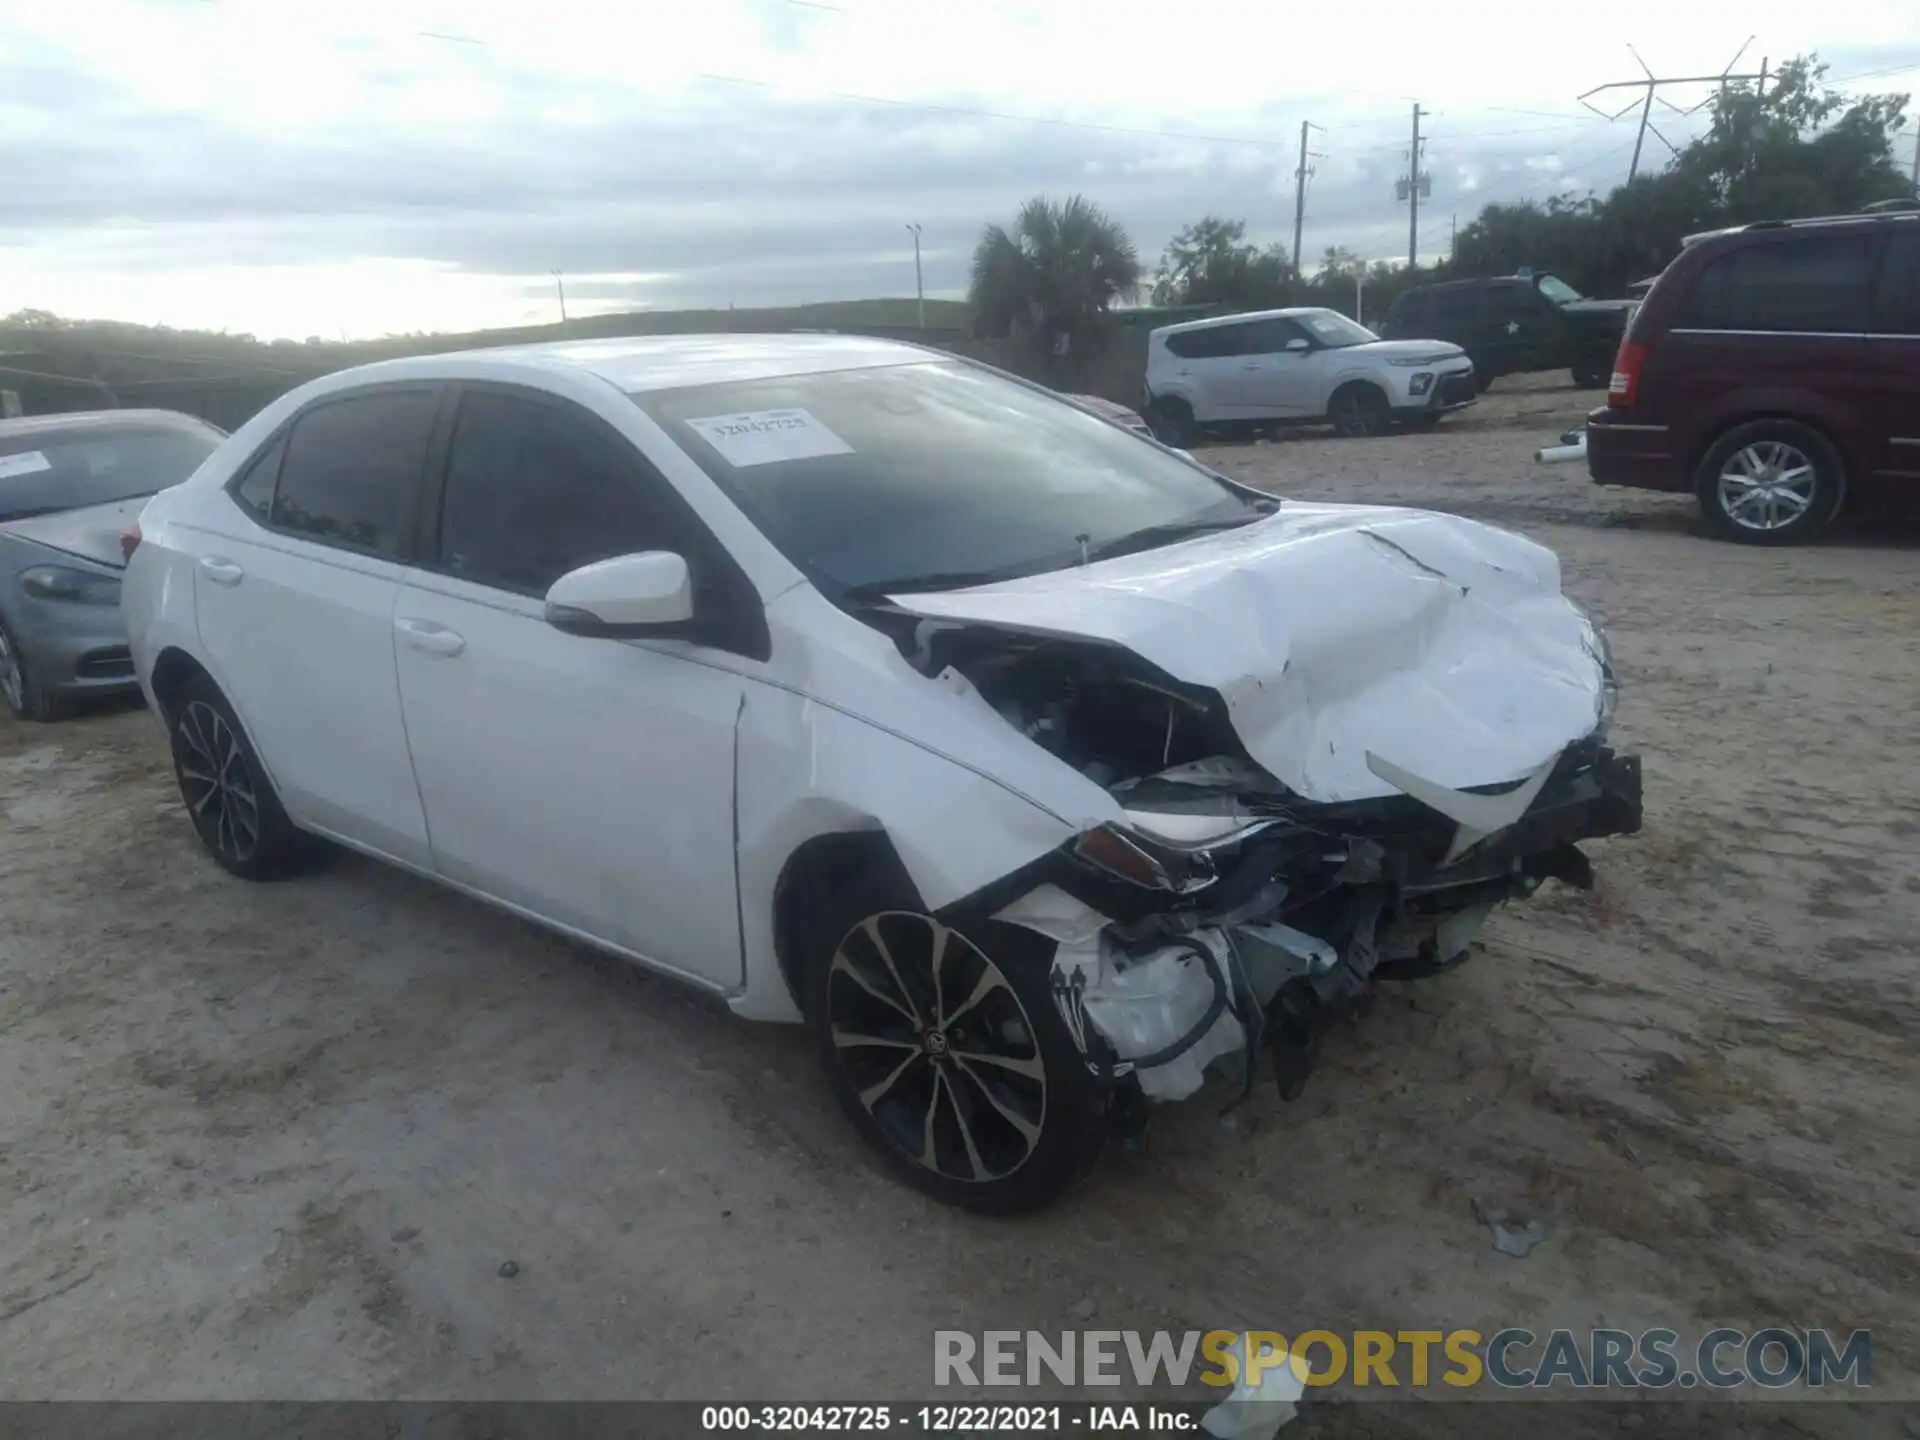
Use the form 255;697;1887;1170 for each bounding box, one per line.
544;551;693;638
1284;337;1311;353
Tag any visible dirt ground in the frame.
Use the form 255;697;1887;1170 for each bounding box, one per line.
3;376;1916;1434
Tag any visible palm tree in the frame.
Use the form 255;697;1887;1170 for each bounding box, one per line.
968;195;1141;350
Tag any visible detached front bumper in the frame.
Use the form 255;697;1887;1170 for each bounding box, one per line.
993;743;1643;1107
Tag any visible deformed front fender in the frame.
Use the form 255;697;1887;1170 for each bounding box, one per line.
729;680;1117;1022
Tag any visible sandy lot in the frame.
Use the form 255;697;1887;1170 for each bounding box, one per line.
3;378;1916;1434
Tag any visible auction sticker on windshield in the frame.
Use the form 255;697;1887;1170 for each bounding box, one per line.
685;409;853;468
0;450;52;480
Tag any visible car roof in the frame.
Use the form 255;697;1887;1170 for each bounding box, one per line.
1681;209;1920;250
0;408;219;446
317;333;940;396
1151;306;1340;337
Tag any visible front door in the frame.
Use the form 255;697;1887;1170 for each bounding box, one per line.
391;384;751;990
1224;317;1320;418
189;387;441;866
1484;282;1555;374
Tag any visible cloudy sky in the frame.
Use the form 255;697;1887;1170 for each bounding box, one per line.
2;0;1915;338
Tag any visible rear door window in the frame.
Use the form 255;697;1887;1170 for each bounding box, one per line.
1676;235;1881;333
1429;287;1480;328
1166;326;1248;359
272;389;439;558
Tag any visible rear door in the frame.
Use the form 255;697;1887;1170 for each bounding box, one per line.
391;383;754;989
1426;285;1482;364
1864;227;1920;480
1168;324;1251;421
190;386;440;866
1659;231;1883;467
1485;282;1557;374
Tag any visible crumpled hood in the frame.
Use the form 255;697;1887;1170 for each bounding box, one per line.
886;503;1608;804
0;496;144;571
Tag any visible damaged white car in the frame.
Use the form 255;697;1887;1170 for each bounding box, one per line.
122;335;1641;1213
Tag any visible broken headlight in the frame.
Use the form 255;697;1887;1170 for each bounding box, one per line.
1072;824;1218;893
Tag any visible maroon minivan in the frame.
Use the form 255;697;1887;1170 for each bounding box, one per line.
1586;211;1919;544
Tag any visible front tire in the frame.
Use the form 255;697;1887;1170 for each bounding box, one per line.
167;676;311;879
1695;420;1843;546
800;869;1105;1214
1329;382;1391;438
0;618;66;722
1570;359;1610;389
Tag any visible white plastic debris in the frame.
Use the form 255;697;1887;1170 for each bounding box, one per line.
1200;1333;1310;1439
1078;934;1242;1101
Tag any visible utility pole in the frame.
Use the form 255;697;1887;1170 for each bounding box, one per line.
1910;125;1920;191
1407;104;1425;270
1628;81;1655;182
905;224;925;330
1290;121;1324;284
552;271;567;323
1579;41;1773;184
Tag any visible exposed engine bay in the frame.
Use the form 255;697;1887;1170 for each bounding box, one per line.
861;603;1642;1110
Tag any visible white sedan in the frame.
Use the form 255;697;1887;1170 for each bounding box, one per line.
122;334;1641;1213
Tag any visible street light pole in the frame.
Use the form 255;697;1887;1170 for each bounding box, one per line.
905;223;925;330
552;271;568;324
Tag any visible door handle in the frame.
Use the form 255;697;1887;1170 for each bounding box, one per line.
1242;362;1263;370
395;618;467;658
198;556;244;587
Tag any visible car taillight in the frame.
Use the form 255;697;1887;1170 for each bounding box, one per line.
119;522;142;562
1608;342;1646;408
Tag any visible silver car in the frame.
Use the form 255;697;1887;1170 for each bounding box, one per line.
1;409;224;720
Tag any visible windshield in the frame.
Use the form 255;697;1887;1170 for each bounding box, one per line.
0;423;221;521
1296;310;1379;349
632;361;1262;594
1536;275;1585;305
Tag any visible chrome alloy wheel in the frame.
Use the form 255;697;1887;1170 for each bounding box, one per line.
1717;440;1817;532
176;700;261;864
825;912;1047;1184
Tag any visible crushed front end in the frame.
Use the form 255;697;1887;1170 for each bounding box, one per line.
949;732;1641;1109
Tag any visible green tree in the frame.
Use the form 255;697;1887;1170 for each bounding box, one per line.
1449;54;1911;297
1151;216;1288;308
969;195;1142;356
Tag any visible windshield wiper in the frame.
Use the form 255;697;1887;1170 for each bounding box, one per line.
839;568;1030;601
1083;511;1265;564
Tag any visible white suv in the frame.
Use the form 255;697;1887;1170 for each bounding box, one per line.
1144;307;1477;444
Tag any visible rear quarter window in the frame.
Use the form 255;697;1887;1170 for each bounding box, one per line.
1675;234;1881;333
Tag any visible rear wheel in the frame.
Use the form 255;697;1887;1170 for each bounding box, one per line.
801;869;1105;1214
1570;359;1610;389
1329;382;1391;438
1146;397;1195;448
167;675;311;878
1695;420;1843;546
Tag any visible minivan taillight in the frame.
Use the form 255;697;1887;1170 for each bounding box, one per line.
1608;341;1646;409
119;522;142;562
